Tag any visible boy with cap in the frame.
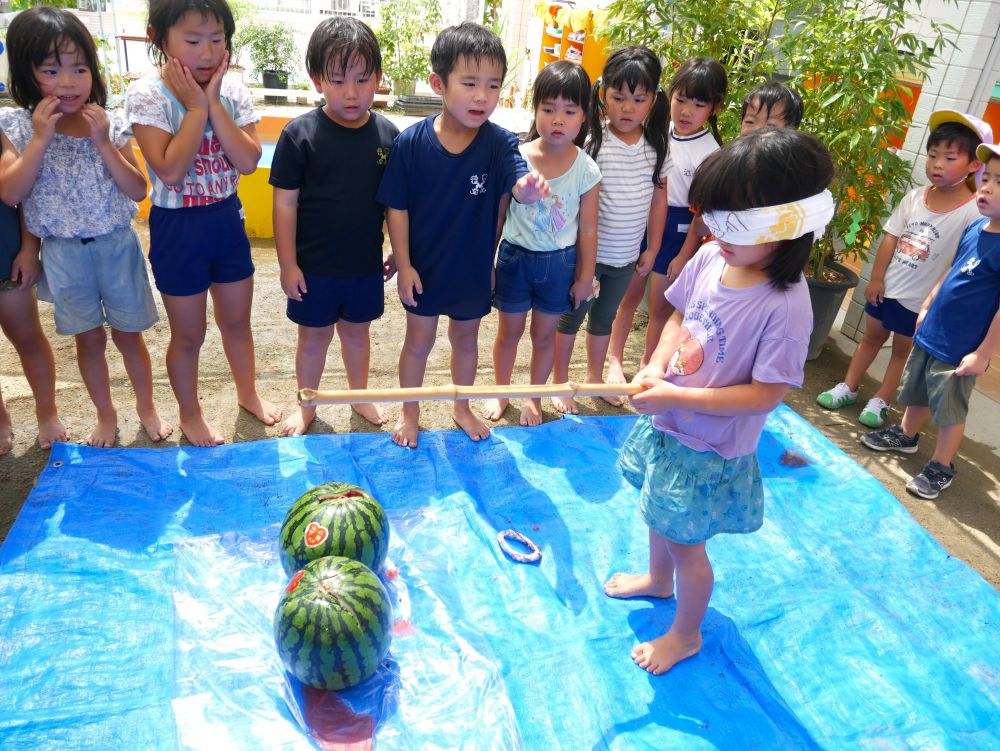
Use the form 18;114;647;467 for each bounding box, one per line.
861;138;1000;499
817;110;989;428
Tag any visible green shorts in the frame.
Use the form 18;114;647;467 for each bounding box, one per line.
898;344;976;426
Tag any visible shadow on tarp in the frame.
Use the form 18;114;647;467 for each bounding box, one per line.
1;407;999;750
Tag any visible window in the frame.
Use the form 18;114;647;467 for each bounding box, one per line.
360;0;377;18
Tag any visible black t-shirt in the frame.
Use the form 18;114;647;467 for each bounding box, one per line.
0;140;20;279
269;108;399;276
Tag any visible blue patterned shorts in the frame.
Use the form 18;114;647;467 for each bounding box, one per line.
617;416;764;544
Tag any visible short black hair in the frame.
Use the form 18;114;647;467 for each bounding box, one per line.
430;22;506;84
927;121;981;161
146;0;235;66
527;61;590;147
6;7;107;109
689;127;835;289
741;81;803;128
306;16;381;81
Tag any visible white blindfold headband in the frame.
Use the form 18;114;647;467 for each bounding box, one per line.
702;190;835;245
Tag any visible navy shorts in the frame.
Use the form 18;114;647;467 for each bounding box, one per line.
864;296;918;337
493;240;576;315
149;194;254;296
286;270;385;327
639;205;694;275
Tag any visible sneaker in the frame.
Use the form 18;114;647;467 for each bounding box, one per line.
816;382;858;410
859;397;890;428
906;461;955;499
861;424;919;453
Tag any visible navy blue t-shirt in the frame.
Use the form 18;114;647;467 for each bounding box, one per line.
269;108;399;277
0;140;20;280
916;217;1000;365
376;116;527;319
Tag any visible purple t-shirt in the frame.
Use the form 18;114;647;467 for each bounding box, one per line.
651;243;812;459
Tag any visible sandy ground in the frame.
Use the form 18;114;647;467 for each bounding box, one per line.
1;221;998;591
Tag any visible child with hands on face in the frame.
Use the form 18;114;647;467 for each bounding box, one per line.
0;7;167;448
607;128;834;676
127;0;278;447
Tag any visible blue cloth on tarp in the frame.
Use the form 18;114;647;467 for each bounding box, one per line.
1;406;998;750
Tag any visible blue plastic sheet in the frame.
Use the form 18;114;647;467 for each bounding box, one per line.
1;406;999;750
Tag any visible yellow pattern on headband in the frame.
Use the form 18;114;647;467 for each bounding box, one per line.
754;201;806;245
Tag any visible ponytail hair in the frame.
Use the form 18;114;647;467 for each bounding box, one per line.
668;56;727;146
526;60;591;148
587;45;669;188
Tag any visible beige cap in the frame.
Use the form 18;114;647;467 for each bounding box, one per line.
976;142;1000;164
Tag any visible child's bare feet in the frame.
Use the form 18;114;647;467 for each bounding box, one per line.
604;572;674;599
0;413;12;457
351;402;388;426
86;416;119;448
607;358;627;386
180;414;225;447
282;407;315;437
391;412;420;448
138;406;173;442
631;631;702;675
601;391;626;408
481;397;509;421
552;395;578;414
519;398;543;426
453;404;490;442
239;395;282;426
37;415;68;449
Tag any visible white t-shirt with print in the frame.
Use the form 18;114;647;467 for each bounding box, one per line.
594;127;670;267
882;186;981;312
503;145;601;251
667;124;719;208
125;72;258;208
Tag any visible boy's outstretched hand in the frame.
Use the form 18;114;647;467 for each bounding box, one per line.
512;170;550;204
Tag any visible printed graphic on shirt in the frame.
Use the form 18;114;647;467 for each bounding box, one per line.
671;300;728;376
376;147;390;165
169;134;237;206
960;255;981;275
532;195;567;235
470;174;488;195
894;221;940;265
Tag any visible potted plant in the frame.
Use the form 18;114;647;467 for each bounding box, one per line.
235;18;298;101
603;0;952;358
375;0;442;96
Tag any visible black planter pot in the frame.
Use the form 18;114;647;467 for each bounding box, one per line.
262;70;288;104
805;260;860;361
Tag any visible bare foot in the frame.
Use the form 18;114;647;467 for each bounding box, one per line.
85;417;119;448
453;405;491;442
351;402;388;426
519;398;543;427
391;413;420;448
631;631;702;675
180;414;225;447
37;415;68;449
601;393;626;408
239;395;282;426
138;406;173;442
604;572;674;599
0;415;12;457
607;358;627;386
282;408;315;437
481;398;509;421
552;395;578;415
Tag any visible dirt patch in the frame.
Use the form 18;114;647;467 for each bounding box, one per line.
1;221;998;590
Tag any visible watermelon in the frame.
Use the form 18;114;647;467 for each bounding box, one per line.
274;555;393;690
279;482;389;576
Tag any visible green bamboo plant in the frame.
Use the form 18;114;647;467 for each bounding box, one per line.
603;0;955;280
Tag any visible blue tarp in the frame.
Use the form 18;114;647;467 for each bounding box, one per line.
1;406;998;750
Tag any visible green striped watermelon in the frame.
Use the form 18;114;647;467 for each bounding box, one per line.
274;555;393;690
279;482;389;576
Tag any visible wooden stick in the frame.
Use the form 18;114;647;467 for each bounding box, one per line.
298;381;642;406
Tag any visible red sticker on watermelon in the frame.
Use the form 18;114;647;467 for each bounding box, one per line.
286;570;305;593
304;521;328;548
